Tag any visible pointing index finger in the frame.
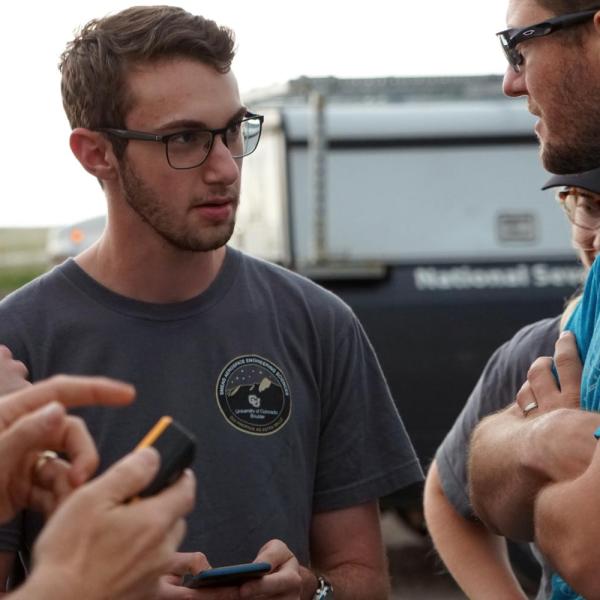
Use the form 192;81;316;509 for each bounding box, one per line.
0;375;135;431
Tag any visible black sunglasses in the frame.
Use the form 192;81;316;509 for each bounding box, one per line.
497;7;600;72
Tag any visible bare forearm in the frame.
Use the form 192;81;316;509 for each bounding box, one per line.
535;472;600;599
424;461;527;600
307;502;390;600
468;405;547;540
436;525;525;600
470;405;600;541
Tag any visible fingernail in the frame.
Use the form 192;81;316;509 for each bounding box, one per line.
183;469;196;487
136;446;159;465
560;330;572;338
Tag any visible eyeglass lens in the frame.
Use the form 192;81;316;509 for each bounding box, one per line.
562;191;600;230
498;35;522;71
166;117;262;169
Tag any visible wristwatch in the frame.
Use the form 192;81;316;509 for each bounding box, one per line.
313;575;334;599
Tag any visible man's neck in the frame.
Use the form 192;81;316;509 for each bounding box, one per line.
75;232;227;304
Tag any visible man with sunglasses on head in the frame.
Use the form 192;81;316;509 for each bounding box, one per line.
0;5;422;599
425;168;600;600
467;2;600;597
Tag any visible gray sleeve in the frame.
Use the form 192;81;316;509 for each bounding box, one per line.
313;312;423;513
0;292;33;370
435;317;560;518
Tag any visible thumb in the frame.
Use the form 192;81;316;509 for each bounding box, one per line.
169;551;211;576
86;447;161;504
253;538;290;570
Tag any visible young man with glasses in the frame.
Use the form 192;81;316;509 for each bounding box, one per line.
425;168;600;600
466;2;600;597
0;6;422;599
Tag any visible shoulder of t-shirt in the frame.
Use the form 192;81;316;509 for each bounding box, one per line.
237;251;355;317
506;316;560;349
0;262;67;315
490;315;560;373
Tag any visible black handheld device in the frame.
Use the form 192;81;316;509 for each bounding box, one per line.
183;562;271;588
134;416;196;497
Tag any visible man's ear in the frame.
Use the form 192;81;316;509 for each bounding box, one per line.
593;10;600;36
70;128;119;182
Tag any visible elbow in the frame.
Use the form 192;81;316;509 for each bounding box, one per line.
423;460;455;535
423;462;441;518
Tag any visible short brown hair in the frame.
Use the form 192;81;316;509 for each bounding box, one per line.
60;5;235;140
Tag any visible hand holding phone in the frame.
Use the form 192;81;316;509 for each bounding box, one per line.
183;561;271;588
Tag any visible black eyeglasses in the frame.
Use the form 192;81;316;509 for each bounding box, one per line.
497;7;600;72
557;187;600;231
100;112;263;169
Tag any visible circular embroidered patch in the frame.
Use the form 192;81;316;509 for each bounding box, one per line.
216;355;291;435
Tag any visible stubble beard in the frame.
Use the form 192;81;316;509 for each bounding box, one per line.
539;59;600;174
120;159;237;253
542;134;600;174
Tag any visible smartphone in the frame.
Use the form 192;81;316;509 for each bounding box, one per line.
183;562;271;588
134;416;196;497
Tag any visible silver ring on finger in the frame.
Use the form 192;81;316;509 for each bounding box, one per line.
34;450;59;473
522;401;538;416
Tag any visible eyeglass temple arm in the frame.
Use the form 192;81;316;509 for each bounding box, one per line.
100;128;163;142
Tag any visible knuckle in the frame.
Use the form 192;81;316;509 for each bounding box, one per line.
554;350;576;370
71;482;95;505
527;357;551;380
542;407;572;426
289;570;302;589
515;381;529;401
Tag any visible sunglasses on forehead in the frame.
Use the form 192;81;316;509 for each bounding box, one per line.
497;7;600;72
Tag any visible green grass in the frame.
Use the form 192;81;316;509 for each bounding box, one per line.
0;228;50;295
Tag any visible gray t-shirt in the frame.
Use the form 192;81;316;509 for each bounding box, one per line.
435;315;560;600
0;247;422;568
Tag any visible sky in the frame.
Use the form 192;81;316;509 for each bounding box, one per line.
0;1;509;228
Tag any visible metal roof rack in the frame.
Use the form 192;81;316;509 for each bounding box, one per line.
243;74;507;106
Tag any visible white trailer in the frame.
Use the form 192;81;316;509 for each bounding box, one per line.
235;76;581;479
47;76;583;479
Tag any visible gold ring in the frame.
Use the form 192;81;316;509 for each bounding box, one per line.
522;401;538;416
35;450;59;472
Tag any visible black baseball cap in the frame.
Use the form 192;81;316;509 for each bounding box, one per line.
542;166;600;194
